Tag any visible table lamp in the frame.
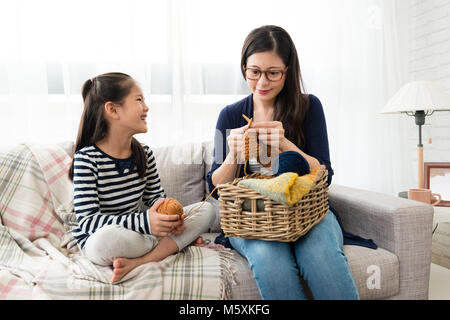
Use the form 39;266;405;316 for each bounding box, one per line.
380;81;450;189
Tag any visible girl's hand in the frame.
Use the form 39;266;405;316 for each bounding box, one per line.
247;121;287;152
147;199;184;236
226;124;250;160
170;213;187;235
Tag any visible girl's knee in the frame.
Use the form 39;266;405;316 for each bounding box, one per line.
83;225;120;264
84;224;155;265
188;202;216;229
84;238;113;266
203;202;217;226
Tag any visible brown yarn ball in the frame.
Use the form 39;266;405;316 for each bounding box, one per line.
156;198;184;215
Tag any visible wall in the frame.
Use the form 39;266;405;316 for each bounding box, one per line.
406;0;450;187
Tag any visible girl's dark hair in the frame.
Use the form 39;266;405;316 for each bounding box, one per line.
68;72;147;181
241;25;310;149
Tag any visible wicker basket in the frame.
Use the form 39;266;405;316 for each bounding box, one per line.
217;165;329;242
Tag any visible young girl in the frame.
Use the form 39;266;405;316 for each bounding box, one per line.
69;72;215;283
206;26;360;299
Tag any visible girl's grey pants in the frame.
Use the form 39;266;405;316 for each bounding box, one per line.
82;202;216;266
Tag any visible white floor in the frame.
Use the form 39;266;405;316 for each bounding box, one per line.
429;207;450;300
429;263;450;300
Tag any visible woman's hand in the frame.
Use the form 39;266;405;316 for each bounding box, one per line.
247;121;287;152
147;199;185;237
226;124;250;160
249;121;321;169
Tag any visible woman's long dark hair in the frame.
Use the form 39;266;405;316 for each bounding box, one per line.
241;25;310;149
68;72;147;181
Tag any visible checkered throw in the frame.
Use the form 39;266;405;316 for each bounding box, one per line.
0;143;234;299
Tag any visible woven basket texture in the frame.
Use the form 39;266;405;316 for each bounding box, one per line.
217;165;329;242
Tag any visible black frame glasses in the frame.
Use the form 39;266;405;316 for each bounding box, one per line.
245;67;287;82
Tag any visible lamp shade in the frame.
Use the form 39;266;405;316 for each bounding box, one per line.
381;81;450;114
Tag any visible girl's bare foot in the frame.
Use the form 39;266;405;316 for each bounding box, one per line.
111;257;141;283
111;237;179;283
193;236;205;246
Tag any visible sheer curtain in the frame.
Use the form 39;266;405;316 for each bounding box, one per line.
0;0;410;195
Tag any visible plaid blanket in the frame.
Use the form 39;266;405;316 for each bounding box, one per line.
0;143;234;299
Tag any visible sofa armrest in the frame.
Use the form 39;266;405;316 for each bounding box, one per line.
329;184;433;299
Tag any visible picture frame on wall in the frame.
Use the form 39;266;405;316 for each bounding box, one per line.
424;162;450;207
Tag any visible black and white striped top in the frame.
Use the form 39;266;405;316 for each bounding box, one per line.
71;144;165;249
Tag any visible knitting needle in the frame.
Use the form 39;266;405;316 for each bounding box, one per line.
185;115;253;220
242;114;253;129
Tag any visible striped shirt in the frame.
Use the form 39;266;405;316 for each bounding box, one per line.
71;144;166;249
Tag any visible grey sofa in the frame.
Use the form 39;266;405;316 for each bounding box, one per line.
61;140;434;300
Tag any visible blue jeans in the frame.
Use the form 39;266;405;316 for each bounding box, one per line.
229;211;359;300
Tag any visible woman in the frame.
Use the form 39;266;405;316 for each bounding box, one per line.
206;25;360;300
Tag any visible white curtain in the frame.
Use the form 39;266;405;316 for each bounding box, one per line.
299;0;413;194
0;0;411;195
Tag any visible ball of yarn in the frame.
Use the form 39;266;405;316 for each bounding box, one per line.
156;198;184;216
272;151;310;177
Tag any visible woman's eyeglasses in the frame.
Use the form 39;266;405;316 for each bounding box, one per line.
245;68;287;82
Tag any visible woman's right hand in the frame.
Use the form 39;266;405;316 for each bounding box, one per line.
212;124;250;186
147;198;184;237
226;124;249;161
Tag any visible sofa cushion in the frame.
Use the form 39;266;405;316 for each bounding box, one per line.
344;245;399;299
153;142;205;207
58;141;75;156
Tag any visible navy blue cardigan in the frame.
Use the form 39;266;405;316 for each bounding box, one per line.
206;94;377;249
